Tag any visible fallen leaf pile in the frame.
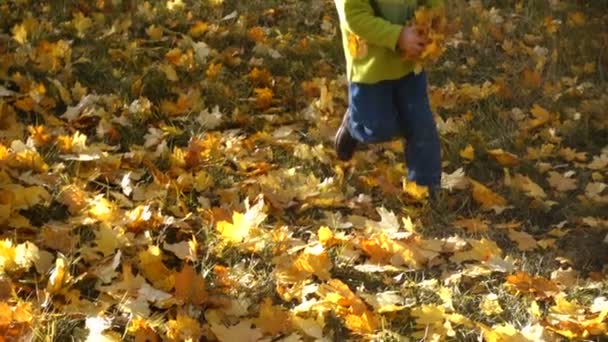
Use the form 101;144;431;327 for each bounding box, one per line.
0;0;606;340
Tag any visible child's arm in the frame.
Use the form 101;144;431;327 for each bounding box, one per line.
339;0;404;51
427;0;445;8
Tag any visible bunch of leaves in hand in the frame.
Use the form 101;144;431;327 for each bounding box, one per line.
402;6;449;73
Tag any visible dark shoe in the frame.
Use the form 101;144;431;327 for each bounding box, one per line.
335;110;358;161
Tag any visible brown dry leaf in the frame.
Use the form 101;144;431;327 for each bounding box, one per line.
174;264;207;305
526;104;552;130
551;268;578;288
507;172;547;199
547;171;578;192
453;217;490;233
522;69;543;89
508;229;538;251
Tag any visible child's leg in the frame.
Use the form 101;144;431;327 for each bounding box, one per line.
395;72;442;190
347;80;403;144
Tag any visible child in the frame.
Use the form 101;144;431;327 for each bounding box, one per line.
333;0;443;193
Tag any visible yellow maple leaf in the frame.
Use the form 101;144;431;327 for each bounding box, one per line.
254;87;274;109
411;304;454;340
12;23;28;45
255;298;291;336
470;180;508;212
216;197;266;243
567;11;586;26
166;312;202;341
293;244;332;281
145;25;163;40
403;180;429;200
188;21;209;37
481;323;530;342
317;226;334;247
72;12;92;37
138;246;175;292
87;195;116;222
344;311;379;334
451;238;502;264
480;293;503;316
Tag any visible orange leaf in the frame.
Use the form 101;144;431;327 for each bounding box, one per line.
505;272;559;299
487;149;520;167
174;264;207;305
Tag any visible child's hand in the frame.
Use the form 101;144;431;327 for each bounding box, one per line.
397;25;428;59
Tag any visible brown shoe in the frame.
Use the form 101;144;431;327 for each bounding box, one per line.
335;110;358;161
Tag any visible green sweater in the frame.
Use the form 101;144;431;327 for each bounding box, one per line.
335;0;444;84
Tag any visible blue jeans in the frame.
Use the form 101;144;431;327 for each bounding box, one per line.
347;72;441;188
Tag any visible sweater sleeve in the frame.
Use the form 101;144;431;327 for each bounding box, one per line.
427;0;444;8
340;0;404;50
